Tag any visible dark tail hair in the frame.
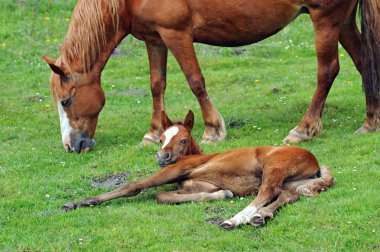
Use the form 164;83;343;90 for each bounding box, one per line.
360;0;380;98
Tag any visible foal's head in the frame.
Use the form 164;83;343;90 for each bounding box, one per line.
157;110;201;168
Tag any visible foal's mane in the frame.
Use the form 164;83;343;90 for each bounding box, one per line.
60;0;120;72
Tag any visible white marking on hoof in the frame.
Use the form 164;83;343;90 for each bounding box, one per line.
162;126;179;149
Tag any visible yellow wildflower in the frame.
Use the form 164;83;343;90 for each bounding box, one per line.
255;79;260;83
45;16;50;21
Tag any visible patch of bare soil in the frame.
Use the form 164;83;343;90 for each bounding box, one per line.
91;172;131;188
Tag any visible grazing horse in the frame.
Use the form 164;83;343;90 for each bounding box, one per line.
62;111;334;230
43;0;380;153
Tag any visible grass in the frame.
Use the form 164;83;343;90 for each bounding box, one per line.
1;0;379;251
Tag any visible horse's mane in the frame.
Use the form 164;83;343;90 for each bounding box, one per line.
60;0;120;72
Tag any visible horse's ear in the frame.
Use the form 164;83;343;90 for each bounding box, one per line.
161;111;173;130
42;55;68;78
184;110;194;131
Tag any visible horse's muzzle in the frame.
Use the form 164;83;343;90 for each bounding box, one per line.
156;152;176;168
67;133;96;153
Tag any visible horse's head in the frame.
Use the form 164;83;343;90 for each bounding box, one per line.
157;110;201;168
43;55;105;153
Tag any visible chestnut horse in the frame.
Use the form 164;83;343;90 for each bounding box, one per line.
62;111;334;230
43;0;380;153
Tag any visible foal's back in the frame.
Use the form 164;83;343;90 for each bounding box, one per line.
187;146;320;196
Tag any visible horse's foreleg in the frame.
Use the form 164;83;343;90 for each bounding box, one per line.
158;29;226;143
62;164;192;211
141;43;168;145
284;11;341;143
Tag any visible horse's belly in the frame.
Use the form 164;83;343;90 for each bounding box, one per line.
190;0;302;46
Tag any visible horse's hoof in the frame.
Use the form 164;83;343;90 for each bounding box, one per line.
139;136;159;146
219;220;235;230
61;202;75;212
354;126;378;134
283;127;310;143
249;213;266;227
224;190;233;198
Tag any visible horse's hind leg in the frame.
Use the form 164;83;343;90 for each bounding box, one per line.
249;188;300;227
284;8;344;143
141;43;168;145
156;180;233;204
158;29;227;143
338;4;380;133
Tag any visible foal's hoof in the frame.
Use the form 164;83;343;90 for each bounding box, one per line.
219;220;235;230
249;213;266;227
224;190;234;198
61;202;75;212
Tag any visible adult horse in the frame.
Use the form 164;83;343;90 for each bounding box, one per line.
62;110;335;230
43;0;380;153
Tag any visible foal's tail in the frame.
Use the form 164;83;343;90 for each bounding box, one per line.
296;165;335;196
360;0;380;98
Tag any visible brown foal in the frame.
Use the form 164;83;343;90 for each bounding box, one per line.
62;111;334;230
43;0;380;153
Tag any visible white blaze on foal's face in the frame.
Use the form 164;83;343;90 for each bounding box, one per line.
162;126;179;149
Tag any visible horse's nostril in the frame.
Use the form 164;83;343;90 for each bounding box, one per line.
165;153;171;160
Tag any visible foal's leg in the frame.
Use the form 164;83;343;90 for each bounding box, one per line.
284;10;343;143
158;29;227;143
250;165;334;226
62;164;193;211
156;180;233;204
141;43;168;145
249;188;300;227
220;167;284;230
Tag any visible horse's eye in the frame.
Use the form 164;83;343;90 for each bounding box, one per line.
61;97;72;107
181;139;187;144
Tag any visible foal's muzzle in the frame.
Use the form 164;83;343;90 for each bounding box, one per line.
156;152;175;168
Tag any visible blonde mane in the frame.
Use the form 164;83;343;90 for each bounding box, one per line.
60;0;120;72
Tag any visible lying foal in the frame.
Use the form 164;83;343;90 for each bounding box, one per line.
62;111;334;230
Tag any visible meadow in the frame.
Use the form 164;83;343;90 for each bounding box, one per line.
0;1;379;251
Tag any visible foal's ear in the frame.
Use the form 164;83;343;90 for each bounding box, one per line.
161;111;173;130
184;110;195;131
42;55;68;79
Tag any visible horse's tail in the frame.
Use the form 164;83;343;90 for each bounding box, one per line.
360;0;380;98
296;165;335;196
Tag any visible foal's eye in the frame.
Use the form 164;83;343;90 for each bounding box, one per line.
181;139;187;144
61;97;72;107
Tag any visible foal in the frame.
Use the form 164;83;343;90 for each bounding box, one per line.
62;111;334;229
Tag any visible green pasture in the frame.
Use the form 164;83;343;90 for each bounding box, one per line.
1;1;379;251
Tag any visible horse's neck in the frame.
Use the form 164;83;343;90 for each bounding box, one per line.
61;0;128;74
187;138;202;156
176;153;219;169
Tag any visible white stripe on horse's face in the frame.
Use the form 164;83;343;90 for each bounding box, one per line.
162;126;179;149
57;101;73;146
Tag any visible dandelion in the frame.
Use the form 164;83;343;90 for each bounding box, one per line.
255;79;260;83
46;39;51;43
45;104;50;108
53;38;58;43
340;53;344;57
45;16;50;21
1;42;6;48
65;17;70;22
